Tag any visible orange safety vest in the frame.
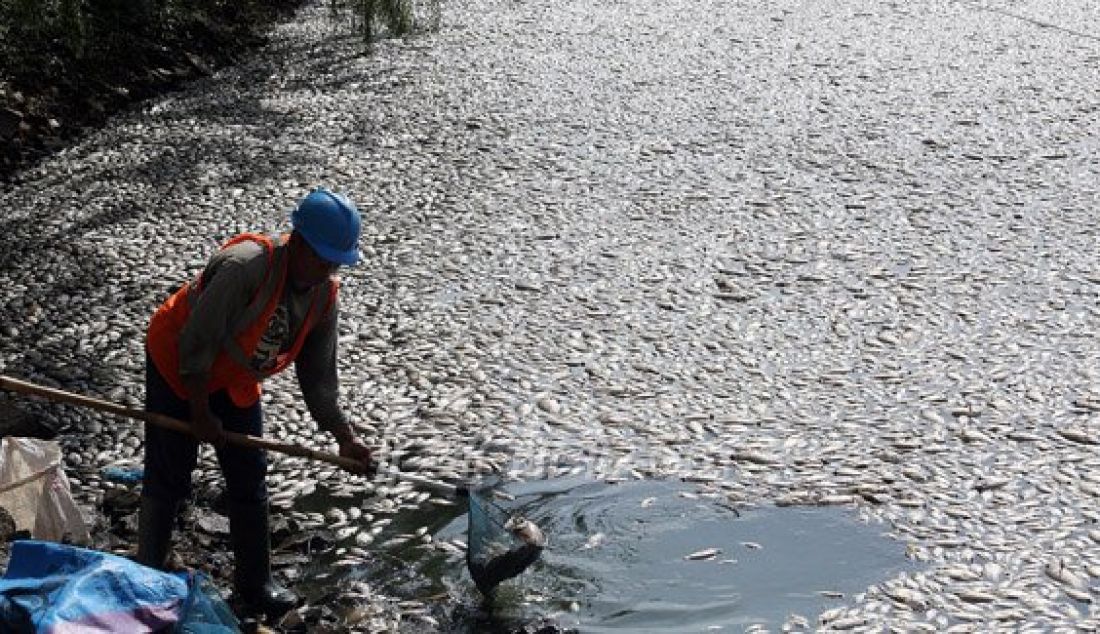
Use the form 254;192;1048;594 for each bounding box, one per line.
147;233;339;408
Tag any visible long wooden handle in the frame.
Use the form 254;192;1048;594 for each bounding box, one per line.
0;374;365;473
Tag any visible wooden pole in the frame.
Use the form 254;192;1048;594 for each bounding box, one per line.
0;374;365;473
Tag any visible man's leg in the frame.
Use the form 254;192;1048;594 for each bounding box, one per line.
139;353;198;569
212;392;298;618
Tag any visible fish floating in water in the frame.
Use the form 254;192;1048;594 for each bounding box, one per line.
506;515;547;549
684;548;721;561
582;532;606;550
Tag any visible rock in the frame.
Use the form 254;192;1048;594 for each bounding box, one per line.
279;529;336;554
102;487;141;513
195;512;230;536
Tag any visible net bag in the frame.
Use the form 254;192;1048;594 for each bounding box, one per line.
466;484;546;597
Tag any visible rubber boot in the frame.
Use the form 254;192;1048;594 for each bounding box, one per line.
228;500;298;618
136;495;178;570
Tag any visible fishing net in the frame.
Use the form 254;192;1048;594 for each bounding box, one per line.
466;483;545;597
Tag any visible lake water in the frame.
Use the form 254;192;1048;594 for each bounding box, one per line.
312;477;918;632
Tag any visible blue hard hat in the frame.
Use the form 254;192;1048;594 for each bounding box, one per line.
291;187;361;265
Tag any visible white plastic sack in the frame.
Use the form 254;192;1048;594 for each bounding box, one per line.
0;437;90;544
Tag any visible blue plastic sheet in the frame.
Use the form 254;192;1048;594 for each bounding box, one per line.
101;466;145;485
0;540;238;633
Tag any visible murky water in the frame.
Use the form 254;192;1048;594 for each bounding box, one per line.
308;477;917;632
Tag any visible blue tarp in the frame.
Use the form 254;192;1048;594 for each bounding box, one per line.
0;540;238;633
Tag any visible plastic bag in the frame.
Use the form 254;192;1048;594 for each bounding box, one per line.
0;437;90;544
176;572;240;633
0;540;240;633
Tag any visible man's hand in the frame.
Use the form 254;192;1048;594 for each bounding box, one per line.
192;410;226;448
333;423;375;475
183;372;224;448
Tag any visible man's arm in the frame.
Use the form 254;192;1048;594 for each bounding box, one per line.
296;299;374;474
181;371;225;446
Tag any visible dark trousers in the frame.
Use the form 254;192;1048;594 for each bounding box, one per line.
143;353;267;505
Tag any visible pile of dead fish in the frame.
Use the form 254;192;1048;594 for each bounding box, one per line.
2;0;1100;630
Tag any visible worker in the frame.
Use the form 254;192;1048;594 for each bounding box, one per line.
137;187;374;617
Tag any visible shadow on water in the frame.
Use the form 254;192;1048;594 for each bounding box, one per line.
299;477;919;633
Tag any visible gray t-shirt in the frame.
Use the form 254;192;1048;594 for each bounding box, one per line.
177;240;347;432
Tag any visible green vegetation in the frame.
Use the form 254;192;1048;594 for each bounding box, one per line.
0;0;291;91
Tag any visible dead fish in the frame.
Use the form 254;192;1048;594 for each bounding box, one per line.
826;615;868;630
640;497;657;508
975;477;1010;492
731;450;778;465
505;516;546;547
684;548;721;561
955;589;996;604
884;586;927;610
1065;587;1092;603
581;532;605;550
436;541;464;557
378;536;409;550
960;428;990;443
741;541;762;550
1045;559;1085;589
944;566;982;581
1058;429;1099;445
